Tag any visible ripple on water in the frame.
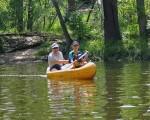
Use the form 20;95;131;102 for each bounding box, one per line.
120;105;136;108
0;74;47;78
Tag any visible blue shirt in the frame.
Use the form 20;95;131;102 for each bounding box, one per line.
69;50;82;62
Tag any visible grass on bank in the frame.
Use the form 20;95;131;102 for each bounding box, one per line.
36;37;150;61
80;38;150;60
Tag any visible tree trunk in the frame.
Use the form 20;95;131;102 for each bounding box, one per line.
65;0;76;22
86;0;96;22
136;0;147;37
52;0;72;48
27;0;34;31
68;0;76;12
103;0;121;43
16;0;24;32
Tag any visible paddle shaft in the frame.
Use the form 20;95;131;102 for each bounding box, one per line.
66;51;88;69
77;51;88;61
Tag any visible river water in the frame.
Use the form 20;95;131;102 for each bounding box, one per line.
0;61;150;120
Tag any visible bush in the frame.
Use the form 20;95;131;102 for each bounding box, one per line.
0;37;6;53
67;12;91;40
35;41;51;56
80;39;104;59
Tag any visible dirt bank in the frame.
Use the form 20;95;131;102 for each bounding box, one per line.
0;47;42;64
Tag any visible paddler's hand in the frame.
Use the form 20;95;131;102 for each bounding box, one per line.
63;60;69;64
74;59;78;63
73;60;78;65
85;50;89;58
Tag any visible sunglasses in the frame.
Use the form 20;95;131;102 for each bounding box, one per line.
73;44;79;46
53;47;58;49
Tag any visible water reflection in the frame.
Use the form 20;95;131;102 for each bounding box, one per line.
117;61;150;119
47;79;102;119
94;61;150;119
0;61;150;119
103;61;123;119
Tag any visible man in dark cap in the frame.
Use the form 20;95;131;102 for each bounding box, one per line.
68;41;89;68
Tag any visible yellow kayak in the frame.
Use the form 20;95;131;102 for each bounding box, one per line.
46;62;96;80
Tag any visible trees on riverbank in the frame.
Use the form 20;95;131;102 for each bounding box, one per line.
0;0;150;60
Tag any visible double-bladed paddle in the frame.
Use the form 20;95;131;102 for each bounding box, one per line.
61;51;89;70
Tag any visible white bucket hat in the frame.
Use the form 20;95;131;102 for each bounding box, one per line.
51;43;59;48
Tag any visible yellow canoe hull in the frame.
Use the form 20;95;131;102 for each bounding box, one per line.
46;62;96;80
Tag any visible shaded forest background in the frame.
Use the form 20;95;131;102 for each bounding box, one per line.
0;0;150;60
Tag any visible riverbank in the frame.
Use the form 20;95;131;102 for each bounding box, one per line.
0;47;41;64
1;34;150;63
0;34;58;64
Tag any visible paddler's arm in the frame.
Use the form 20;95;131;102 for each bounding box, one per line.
82;51;89;62
52;59;69;65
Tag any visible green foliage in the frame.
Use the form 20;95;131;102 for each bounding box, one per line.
0;0;11;31
104;41;125;59
0;0;64;33
67;12;91;40
0;0;150;61
0;11;9;30
51;38;149;60
50;22;63;35
35;41;51;56
87;3;104;38
118;0;139;38
0;0;149;36
123;39;150;59
80;39;104;59
36;38;150;61
104;38;150;60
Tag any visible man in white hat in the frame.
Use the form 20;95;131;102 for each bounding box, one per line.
48;43;68;71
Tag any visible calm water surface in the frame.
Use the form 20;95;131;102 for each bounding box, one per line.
0;61;150;120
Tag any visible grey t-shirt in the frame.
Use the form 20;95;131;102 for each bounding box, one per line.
48;51;64;68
